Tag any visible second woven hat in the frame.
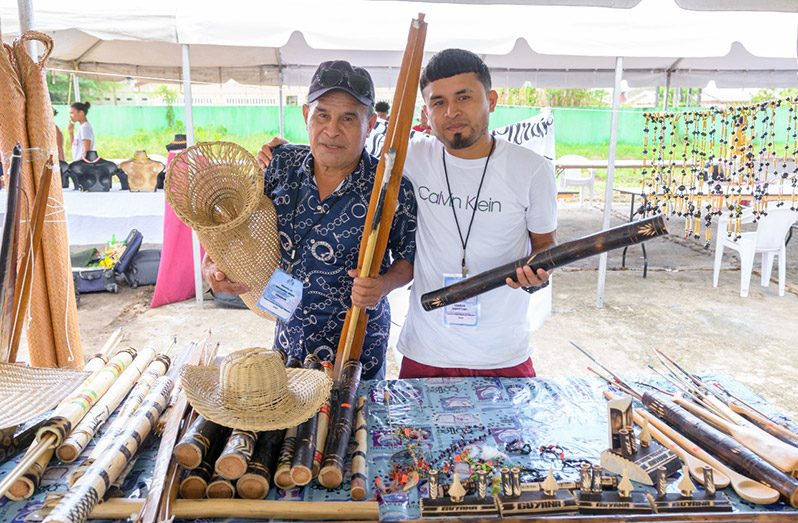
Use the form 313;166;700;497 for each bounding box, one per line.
165;142;280;318
180;348;332;431
0;364;89;430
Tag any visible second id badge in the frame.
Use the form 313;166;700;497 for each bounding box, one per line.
442;274;479;327
257;268;303;322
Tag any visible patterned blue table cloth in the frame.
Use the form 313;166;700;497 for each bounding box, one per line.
1;376;796;522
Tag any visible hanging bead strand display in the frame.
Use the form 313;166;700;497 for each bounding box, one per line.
640;97;797;247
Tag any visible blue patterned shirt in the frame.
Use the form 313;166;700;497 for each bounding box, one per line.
264;144;417;380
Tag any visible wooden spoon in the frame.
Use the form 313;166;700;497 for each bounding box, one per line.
637;409;780;505
635;411;730;488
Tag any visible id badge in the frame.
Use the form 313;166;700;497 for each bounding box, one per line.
257;268;303;322
442;274;478;327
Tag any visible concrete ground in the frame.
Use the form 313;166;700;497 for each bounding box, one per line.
44;199;798;420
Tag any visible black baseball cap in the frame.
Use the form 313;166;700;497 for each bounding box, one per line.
307;60;375;107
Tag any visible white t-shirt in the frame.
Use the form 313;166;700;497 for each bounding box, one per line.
72;121;95;160
397;136;557;369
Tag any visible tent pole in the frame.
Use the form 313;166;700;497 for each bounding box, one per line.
277;50;285;138
182;43;203;305
278;83;285;138
72;73;81;102
16;0;37;58
663;73;671;110
596;56;623;308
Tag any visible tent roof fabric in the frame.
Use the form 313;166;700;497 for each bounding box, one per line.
0;0;795;87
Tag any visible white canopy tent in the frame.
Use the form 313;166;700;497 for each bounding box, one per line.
1;0;796;306
1;0;796;88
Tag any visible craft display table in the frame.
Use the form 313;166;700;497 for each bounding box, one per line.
1;376;796;522
0;189;165;246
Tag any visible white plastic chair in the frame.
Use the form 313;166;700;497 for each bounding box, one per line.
556;154;595;206
713;206;798;297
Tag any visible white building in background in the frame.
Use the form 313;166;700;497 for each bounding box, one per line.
103;79;396;107
105;78;761;109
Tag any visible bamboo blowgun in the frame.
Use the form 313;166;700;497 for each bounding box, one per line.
335;150;394;378
422;214;668;310
332;13;427;381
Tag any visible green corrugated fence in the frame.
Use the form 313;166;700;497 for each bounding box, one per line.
53;104;795;148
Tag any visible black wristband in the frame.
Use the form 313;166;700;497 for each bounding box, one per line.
522;279;550;294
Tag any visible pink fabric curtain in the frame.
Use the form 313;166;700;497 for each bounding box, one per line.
150;150;204;307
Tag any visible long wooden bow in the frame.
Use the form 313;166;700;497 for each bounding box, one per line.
333;14;427;382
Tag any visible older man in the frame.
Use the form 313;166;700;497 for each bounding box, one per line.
204;61;417;380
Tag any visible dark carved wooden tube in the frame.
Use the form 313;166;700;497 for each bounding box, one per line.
289;355;324;486
422;215;668;310
319;360;363;489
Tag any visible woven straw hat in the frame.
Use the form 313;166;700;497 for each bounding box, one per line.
0;364;89;430
165;142;280;319
181;348;332;431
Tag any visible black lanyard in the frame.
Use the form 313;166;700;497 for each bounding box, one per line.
442;137;496;277
287;176;347;272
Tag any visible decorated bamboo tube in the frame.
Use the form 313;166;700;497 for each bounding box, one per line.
68;353;170;487
174;416;225;470
643;392;798;507
311;361;334;479
291;355;323;486
237;429;285;499
216;429;258;481
43;375;174;523
206;475;235;499
5;347;118;491
350;396;368;500
273;355;303;489
180;461;213;499
36;348;136;447
421;215;668;310
80;354;114;382
0;349;136;498
180;430;229;499
106;456;138;498
74;352;112;387
274;427;298;490
58;338;117;407
57;348;156;463
107;352;170;425
0;347;127;499
319;360;362;489
5;446;54;501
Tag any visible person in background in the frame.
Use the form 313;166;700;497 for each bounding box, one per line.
68;101;94;160
411;109;431;134
54;109;65;162
375;100;390;120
